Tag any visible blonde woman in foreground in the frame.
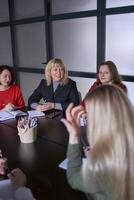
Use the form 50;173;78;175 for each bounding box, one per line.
61;84;134;200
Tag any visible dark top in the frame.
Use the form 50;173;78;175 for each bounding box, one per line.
28;79;79;111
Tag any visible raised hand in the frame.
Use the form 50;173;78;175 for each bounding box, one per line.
61;103;85;144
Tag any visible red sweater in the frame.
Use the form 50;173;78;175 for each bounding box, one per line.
80;80;127;108
0;84;25;110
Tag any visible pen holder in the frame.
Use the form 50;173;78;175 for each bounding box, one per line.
18;126;37;143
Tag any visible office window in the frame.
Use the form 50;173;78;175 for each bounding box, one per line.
0;27;13;65
14;0;45;19
0;0;9;22
124;81;134;105
51;0;97;14
19;72;44;105
106;13;134;75
15;22;46;68
52;17;97;72
71;77;96;100
106;0;134;8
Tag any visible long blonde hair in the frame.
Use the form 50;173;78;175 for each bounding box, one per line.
45;58;68;86
83;84;134;199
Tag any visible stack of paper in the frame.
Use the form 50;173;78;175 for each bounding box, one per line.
27;110;45;118
0;110;26;121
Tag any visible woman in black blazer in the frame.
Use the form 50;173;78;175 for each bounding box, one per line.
28;58;79;112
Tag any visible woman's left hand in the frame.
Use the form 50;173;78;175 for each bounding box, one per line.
36;102;54;112
61;103;85;144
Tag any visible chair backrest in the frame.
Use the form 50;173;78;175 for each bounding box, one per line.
78;91;82;102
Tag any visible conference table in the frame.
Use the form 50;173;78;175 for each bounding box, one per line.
0;113;87;200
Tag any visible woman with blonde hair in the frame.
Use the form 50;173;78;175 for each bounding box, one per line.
28;58;79;112
61;84;134;200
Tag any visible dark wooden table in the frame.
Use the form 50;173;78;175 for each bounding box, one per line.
0;116;86;200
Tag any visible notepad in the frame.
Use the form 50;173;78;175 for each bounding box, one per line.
59;158;68;170
0;110;26;121
59;158;86;170
27;110;45;118
0;179;14;198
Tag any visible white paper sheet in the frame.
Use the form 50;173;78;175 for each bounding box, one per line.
59;158;86;170
27;110;45;118
59;158;68;170
0;179;14;199
0;110;25;121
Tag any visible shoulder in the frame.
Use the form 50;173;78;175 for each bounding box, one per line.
67;78;76;85
11;83;21;90
90;80;101;90
92;80;101;87
117;82;127;93
39;79;47;86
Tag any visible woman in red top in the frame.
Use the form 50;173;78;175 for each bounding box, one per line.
0;65;25;111
81;60;127;108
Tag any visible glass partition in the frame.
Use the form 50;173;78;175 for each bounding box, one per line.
51;0;97;14
52;17;97;72
15;22;46;68
106;0;134;8
0;27;13;65
106;13;134;75
14;0;45;19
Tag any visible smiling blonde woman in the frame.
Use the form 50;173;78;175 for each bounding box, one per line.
28;58;80;112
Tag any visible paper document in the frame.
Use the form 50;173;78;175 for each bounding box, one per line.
59;158;86;170
28;110;45;118
0;179;14;198
59;158;68;170
0;110;25;121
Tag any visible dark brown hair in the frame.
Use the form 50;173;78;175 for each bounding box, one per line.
0;65;14;86
97;61;122;84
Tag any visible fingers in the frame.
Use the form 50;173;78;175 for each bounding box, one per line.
60;118;71;129
71;105;85;125
65;103;74;122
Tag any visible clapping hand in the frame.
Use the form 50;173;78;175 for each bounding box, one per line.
61;103;85;144
8;168;26;190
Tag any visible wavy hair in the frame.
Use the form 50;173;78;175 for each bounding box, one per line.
45;58;68;86
0;65;14;86
97;61;122;84
83;84;134;200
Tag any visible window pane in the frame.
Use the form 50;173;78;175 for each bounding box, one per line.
15;22;46;68
70;77;96;100
106;0;134;8
0;0;9;22
106;13;134;75
14;0;45;19
19;72;44;105
52;17;97;72
51;0;97;14
0;27;13;65
124;81;134;106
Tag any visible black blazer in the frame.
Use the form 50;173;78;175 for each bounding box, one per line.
28;79;80;111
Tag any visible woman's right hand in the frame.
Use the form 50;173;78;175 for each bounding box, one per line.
3;103;15;111
8;168;26;191
61;103;85;144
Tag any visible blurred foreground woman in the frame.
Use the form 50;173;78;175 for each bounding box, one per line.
61;84;134;200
